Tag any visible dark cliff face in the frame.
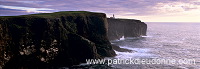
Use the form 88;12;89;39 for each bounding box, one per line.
107;18;147;40
0;11;116;68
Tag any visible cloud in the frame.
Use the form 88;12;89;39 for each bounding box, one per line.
0;5;54;13
0;0;199;22
0;8;28;16
16;1;44;4
152;1;200;16
0;0;159;16
0;1;40;8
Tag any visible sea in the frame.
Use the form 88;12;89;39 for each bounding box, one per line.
110;22;200;69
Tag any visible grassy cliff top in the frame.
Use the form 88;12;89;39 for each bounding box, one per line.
0;11;106;18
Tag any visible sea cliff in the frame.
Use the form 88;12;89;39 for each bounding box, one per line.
0;11;116;69
0;11;147;69
107;18;147;40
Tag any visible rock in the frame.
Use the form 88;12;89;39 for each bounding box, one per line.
107;18;147;40
0;11;116;68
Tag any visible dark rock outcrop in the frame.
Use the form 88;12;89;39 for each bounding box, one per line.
107;18;147;40
0;11;116;68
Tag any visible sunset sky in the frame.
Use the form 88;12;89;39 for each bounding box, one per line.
0;0;200;22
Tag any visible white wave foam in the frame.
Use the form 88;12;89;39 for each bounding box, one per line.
115;46;157;59
141;36;152;37
125;37;138;40
119;36;125;40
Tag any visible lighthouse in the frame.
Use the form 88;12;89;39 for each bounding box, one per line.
110;14;115;19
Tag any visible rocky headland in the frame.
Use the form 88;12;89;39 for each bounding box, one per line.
107;18;147;40
0;11;147;69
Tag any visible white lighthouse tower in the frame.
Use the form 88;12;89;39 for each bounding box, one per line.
110;14;115;19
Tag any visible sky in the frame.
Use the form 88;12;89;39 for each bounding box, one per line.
0;0;200;22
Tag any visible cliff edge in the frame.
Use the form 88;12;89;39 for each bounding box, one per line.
0;11;116;68
107;18;147;40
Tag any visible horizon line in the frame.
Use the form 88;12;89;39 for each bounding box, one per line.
144;21;200;23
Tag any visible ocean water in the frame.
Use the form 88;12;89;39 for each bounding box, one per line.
111;22;200;69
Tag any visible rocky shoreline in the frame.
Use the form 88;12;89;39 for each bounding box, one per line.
0;11;147;69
